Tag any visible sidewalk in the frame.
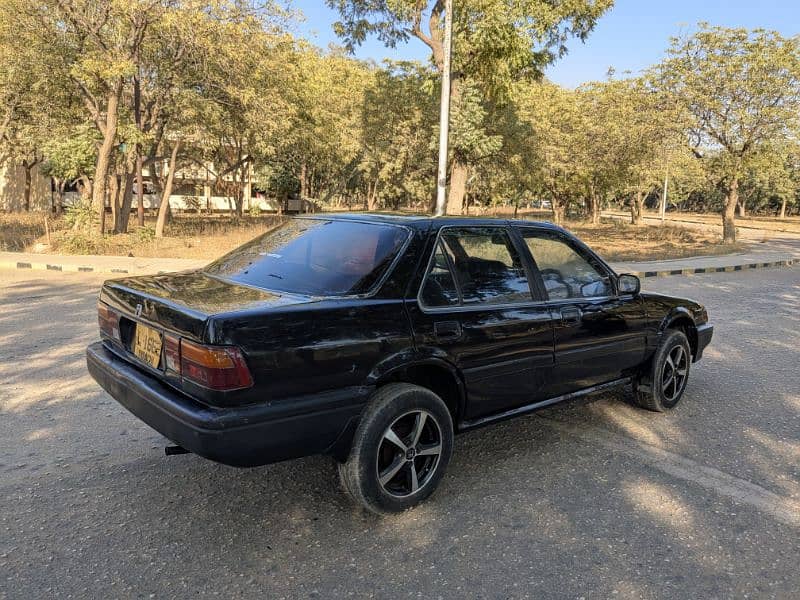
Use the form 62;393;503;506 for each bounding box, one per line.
1;249;795;280
0;251;207;275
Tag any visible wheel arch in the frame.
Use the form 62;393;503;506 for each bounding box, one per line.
660;308;698;357
368;356;466;426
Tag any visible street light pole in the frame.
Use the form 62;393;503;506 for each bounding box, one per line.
434;0;453;217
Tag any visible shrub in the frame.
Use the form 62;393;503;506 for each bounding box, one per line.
64;201;96;231
135;226;156;243
56;231;99;254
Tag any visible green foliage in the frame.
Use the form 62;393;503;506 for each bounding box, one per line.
41;126;98;181
64;201;97;231
2;0;799;232
134;226;156;243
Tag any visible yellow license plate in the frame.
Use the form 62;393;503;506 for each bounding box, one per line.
133;323;163;369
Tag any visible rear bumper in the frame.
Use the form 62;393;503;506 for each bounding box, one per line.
86;342;370;467
694;323;713;362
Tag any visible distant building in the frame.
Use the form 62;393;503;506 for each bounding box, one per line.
1;157;314;214
0;161;51;211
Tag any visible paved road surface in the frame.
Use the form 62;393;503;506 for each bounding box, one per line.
1;267;798;599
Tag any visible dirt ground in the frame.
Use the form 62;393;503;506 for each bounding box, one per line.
1;211;742;262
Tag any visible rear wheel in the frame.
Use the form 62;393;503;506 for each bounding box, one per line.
636;329;692;412
339;383;453;514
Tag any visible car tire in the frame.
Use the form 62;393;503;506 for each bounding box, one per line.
338;383;454;514
636;329;692;412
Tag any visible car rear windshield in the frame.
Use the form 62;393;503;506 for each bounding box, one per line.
203;218;410;296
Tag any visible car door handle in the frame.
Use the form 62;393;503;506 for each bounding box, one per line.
560;307;582;325
434;321;462;341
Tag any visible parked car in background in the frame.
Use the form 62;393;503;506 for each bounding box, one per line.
87;215;713;513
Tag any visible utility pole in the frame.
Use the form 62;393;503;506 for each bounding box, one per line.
434;0;453;217
660;171;668;223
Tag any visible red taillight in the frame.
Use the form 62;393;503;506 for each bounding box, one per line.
179;339;253;391
97;301;120;341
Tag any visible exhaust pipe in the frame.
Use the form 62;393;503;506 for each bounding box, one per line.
164;445;190;456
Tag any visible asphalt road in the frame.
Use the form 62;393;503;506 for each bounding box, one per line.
1;267;798;599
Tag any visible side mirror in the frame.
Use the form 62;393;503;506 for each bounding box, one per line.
617;273;640;295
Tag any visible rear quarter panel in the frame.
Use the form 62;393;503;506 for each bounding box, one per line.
208;299;414;404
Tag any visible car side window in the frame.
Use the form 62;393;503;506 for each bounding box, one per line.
432;227;532;306
522;231;611;300
420;242;460;307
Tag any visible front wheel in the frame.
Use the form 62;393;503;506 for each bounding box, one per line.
636;329;692;412
339;383;454;514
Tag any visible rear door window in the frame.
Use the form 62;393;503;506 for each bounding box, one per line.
420;227;533;307
204;219;409;296
420;242;460;307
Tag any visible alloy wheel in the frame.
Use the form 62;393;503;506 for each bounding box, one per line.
375;410;443;498
661;344;689;403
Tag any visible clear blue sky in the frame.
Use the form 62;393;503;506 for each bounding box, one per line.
289;0;799;87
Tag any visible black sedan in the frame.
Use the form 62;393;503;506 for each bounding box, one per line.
87;215;713;513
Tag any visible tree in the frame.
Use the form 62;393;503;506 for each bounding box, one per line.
0;0;75;211
327;0;612;215
359;61;438;210
517;82;587;225
41;126;98;213
657;24;800;242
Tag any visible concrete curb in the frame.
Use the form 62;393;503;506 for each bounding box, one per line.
622;259;796;280
0;256;206;276
1;255;795;278
1;259;132;274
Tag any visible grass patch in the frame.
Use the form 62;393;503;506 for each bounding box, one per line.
0;213;48;251
3;213;286;260
564;220;743;262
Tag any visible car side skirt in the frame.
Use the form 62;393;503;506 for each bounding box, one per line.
458;377;631;431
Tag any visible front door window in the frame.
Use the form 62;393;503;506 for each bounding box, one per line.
522;233;611;300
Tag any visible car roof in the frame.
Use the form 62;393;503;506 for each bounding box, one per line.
296;212;565;232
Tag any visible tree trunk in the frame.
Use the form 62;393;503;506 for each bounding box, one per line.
53;178;65;215
587;188;600;225
92;81;123;234
631;190;644;225
78;176;93;202
722;177;738;244
22;161;32;211
134;64;145;227
367;181;379;211
443;75;468;216
300;162;307;198
136;150;145;226
446;159;468;215
108;174;119;233
552;199;565;226
737;197;746;218
155;141;180;238
779;196;787;219
117;170;134;233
